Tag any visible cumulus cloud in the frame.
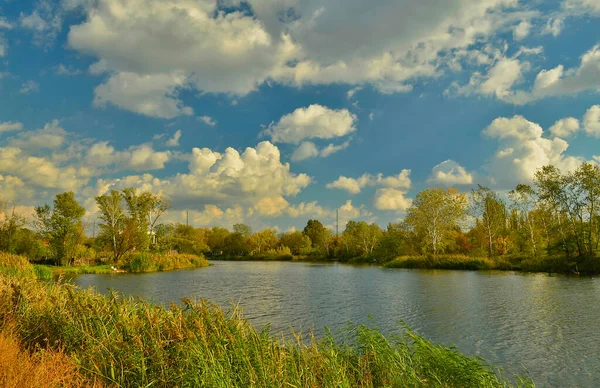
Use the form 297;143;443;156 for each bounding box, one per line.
263;105;357;144
427;160;474;185
483;115;583;187
583;105;600;137
508;44;600;104
93;72;193;119
326;170;412;194
373;188;412;211
86;142;171;172
62;0;525;117
549;117;580;138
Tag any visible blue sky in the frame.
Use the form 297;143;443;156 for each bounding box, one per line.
0;0;599;232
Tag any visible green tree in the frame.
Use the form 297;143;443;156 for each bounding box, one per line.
470;185;507;257
406;188;468;255
36;192;86;266
0;201;26;253
509;184;539;257
342;221;383;257
96;190;127;262
279;231;312;255
248;229;278;254
303;219;327;250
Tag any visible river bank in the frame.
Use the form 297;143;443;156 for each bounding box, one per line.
0;254;532;387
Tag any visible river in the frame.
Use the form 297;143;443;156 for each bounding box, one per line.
72;260;600;387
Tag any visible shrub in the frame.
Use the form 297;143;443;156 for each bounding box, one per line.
0;253;36;279
117;252;209;272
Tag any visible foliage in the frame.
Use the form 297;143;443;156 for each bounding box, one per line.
406;188;468;255
0;271;532;388
35;192;86;266
117;252;209;272
386;255;496;270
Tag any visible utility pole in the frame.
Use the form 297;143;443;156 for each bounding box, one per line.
186;210;189;227
92;220;96;238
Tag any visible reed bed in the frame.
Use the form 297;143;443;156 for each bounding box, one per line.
0;254;532;387
386;255;497;271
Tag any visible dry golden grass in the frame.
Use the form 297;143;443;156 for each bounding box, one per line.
0;329;101;388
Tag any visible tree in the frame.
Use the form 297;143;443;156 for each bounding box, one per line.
36;192;86;266
206;226;230;255
470;185;507;258
342;221;382;257
303;219;327;249
233;224;252;239
96;188;170;261
406;188;468;255
171;224;209;255
279;231;312;255
509;184;538;257
96;190;127;262
248;229;278;254
0;201;25;253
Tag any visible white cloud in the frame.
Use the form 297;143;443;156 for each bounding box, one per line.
93;72;193;119
562;0;600;14
427;160;474;185
263;105;357;144
0;36;6;58
483;115;583;187
291;141;319;161
347;86;363;99
542;17;563;37
55;64;83;76
510;44;600;104
373;188;412;211
513;20;531;40
198;116;217;127
19;80;40;94
291;139;351;161
64;0;526;117
0;122;23;133
458;57;526;99
86;142;171;171
326;170;411;194
19;0;63;46
549;117;580;138
166;130;182;147
0;16;12;30
583;105;600;137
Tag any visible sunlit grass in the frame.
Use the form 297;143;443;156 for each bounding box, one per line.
386;255;497;270
0;259;533;387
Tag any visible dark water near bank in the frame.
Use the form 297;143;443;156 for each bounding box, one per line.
73;261;600;387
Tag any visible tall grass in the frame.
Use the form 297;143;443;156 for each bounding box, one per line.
117;252;209;272
0;268;532;387
386;255;497;270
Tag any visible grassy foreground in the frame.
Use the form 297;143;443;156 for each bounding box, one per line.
0;254;533;387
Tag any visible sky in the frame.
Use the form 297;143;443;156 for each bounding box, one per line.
0;0;599;233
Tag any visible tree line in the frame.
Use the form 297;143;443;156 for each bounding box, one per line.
1;162;600;270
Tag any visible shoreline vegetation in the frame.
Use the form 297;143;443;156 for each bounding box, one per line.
3;162;600;276
0;254;533;387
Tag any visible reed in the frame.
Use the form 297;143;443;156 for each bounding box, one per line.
386;255;496;270
0;266;533;387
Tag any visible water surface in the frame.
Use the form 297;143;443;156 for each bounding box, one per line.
73;260;600;387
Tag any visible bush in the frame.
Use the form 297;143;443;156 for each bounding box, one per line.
0;253;36;279
386;255;495;270
117;252;209;272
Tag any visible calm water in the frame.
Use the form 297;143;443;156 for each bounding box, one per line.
73;261;600;387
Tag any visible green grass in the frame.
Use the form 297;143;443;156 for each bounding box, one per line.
386;255;497;271
0;257;533;388
117;252;209;272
